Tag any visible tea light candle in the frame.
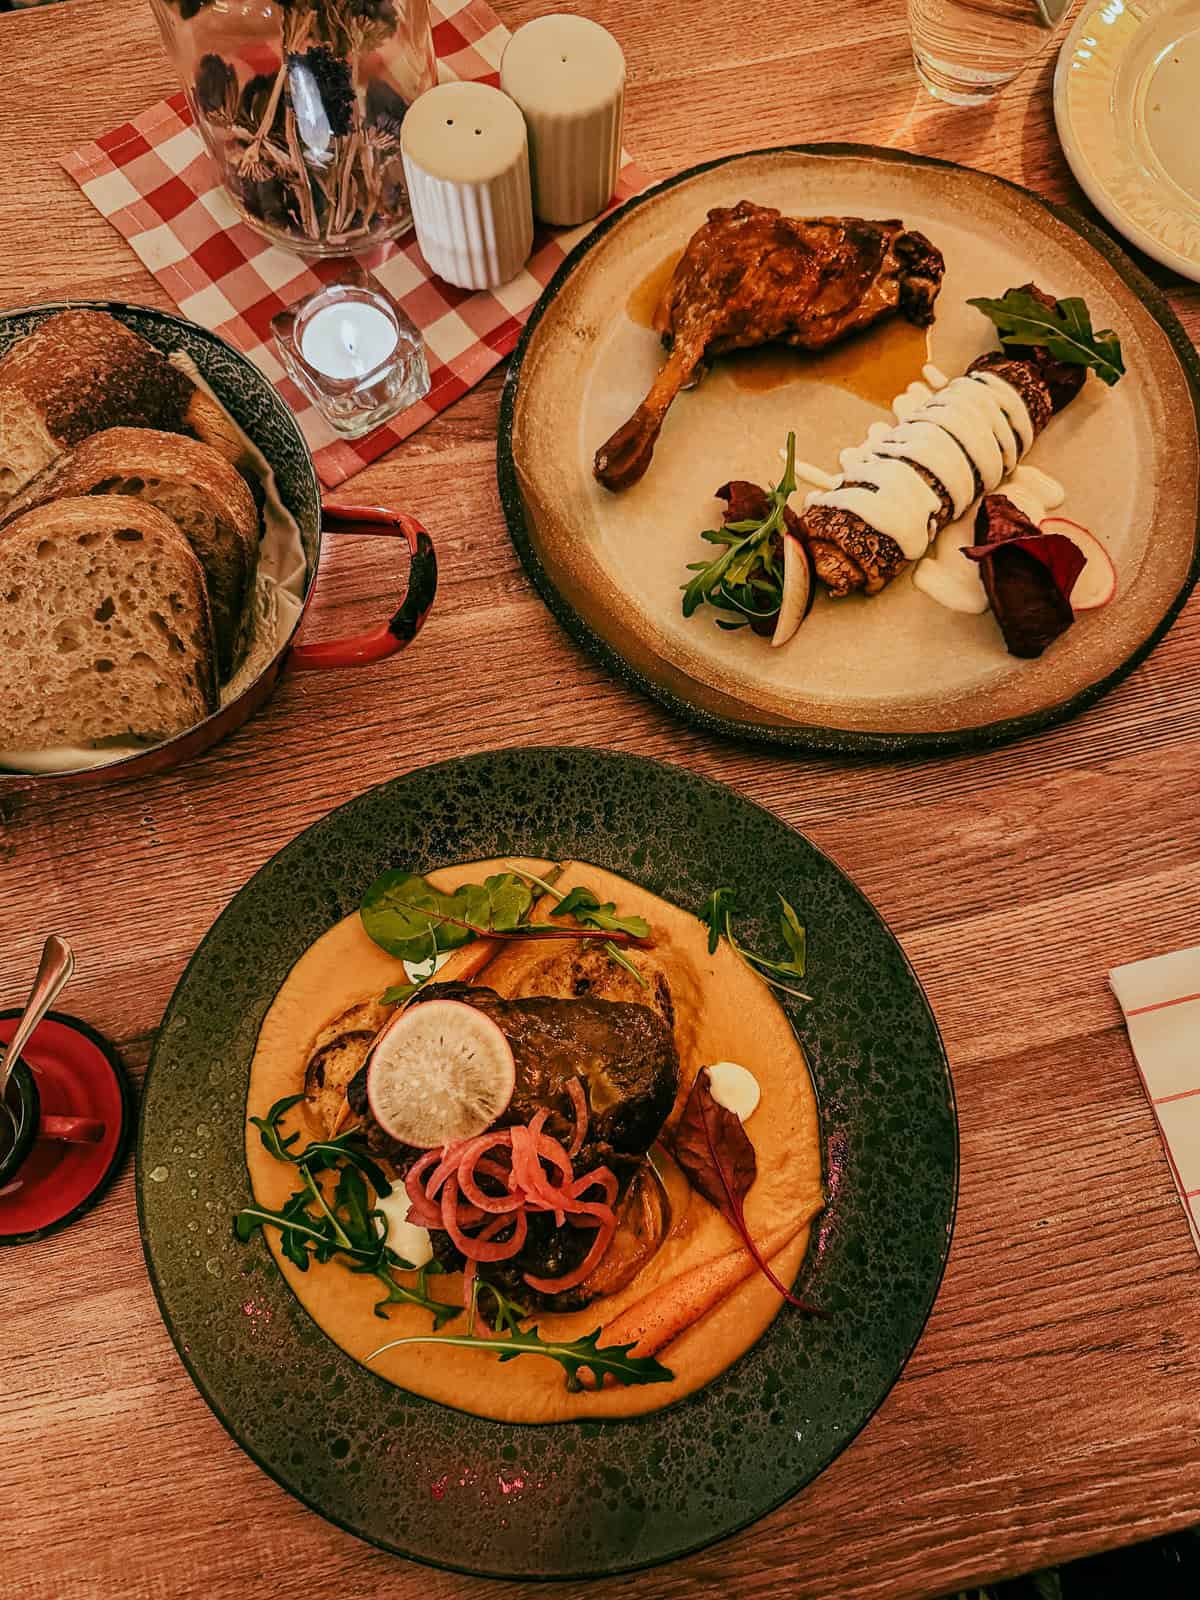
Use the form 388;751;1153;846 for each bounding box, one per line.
300;302;399;381
501;14;625;227
270;275;431;440
401;82;534;290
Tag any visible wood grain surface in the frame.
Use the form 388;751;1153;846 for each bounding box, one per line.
2;2;1199;1597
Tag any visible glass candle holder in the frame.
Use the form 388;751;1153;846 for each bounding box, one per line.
272;277;430;438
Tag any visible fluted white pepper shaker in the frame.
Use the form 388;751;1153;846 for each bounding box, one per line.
400;82;534;290
500;14;625;228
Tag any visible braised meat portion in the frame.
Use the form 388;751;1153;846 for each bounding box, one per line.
594;200;944;492
346;981;680;1310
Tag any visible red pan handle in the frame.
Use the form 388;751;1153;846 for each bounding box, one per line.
289;500;437;671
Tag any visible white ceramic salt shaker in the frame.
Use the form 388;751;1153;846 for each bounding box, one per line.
400;81;534;291
501;14;625;227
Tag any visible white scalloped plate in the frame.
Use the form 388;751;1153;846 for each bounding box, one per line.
1055;0;1200;282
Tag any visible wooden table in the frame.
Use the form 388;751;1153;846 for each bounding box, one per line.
2;1;1199;1595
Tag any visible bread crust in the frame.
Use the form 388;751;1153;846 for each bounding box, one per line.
15;427;260;680
0;495;218;751
0;311;193;451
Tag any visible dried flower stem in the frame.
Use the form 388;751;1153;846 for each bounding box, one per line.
284;105;321;239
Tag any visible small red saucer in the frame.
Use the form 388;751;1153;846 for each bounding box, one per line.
0;1009;132;1245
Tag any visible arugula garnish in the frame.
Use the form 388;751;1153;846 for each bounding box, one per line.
233;1094;459;1327
701;887;811;1002
365;1323;674;1392
505;864;651;989
682;432;797;628
967;289;1125;386
239;1099;675;1392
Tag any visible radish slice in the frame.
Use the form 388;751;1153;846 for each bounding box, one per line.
367;999;515;1148
771;533;815;648
1039;517;1117;611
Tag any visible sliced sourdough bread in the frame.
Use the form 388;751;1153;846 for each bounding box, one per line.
39;428;261;681
0;311;194;513
0;496;218;752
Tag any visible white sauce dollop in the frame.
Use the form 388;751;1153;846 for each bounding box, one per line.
707;1061;761;1121
912;463;1067;614
374;1189;434;1267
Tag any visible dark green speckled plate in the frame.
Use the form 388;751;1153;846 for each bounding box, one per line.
138;747;957;1577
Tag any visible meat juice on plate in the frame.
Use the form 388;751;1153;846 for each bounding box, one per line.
907;0;1070;104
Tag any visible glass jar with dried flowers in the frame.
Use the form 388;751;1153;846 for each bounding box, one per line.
149;0;437;256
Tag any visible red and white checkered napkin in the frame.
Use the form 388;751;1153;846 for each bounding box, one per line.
60;0;648;488
1110;946;1200;1252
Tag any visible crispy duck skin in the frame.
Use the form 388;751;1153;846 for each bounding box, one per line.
594;201;945;492
806;284;1086;597
345;981;681;1310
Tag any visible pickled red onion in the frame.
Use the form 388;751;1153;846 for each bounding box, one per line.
523;1202;617;1294
440;1176;528;1261
566;1078;588;1157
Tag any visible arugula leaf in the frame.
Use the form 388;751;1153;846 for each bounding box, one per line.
701;887;734;956
967;289;1125;386
700;886;811;1002
682;433;798;627
778;895;807;978
380;979;421;1006
234;1097;457;1329
553;885;651;941
508;864;651;989
360;869;535;964
365;1324;674;1391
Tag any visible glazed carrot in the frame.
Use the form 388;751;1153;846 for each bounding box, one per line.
587;1220;806;1382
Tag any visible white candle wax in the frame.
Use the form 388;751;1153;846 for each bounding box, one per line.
300;302;398;381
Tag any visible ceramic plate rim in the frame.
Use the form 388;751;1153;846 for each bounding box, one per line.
497;142;1200;757
135;745;959;1578
1053;3;1200;284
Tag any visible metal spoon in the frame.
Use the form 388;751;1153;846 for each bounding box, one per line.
0;936;76;1114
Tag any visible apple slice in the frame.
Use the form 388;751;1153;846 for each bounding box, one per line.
771;532;815;647
1039;517;1117;611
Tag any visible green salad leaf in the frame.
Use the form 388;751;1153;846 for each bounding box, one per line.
234;1095;459;1327
682;432;798;628
967;289;1125;386
507;864;650;988
360;869;535;965
700;887;811;1002
366;1324;674;1392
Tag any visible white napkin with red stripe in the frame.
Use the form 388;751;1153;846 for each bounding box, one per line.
1110;945;1200;1250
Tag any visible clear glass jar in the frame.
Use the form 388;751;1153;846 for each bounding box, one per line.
149;0;437;256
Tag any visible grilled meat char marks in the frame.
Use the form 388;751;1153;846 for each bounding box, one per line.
805;284;1084;598
347;981;681;1310
594;201;945;492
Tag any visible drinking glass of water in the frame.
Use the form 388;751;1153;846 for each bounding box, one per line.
908;0;1072;105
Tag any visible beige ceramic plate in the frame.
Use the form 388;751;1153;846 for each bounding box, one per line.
1055;0;1200;282
498;145;1200;754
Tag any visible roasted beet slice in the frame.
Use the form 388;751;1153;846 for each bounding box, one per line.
962;493;1086;659
715;479;772;523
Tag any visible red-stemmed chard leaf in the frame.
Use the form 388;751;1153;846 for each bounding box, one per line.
962;493;1087;659
670;1069;821;1313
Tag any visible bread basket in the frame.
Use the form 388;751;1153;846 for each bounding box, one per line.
0;301;436;785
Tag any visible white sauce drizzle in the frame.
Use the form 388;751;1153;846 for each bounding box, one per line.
804;370;1035;566
912;463;1067;614
793;459;840;490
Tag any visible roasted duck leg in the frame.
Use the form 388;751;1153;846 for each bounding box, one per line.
594;200;944;492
